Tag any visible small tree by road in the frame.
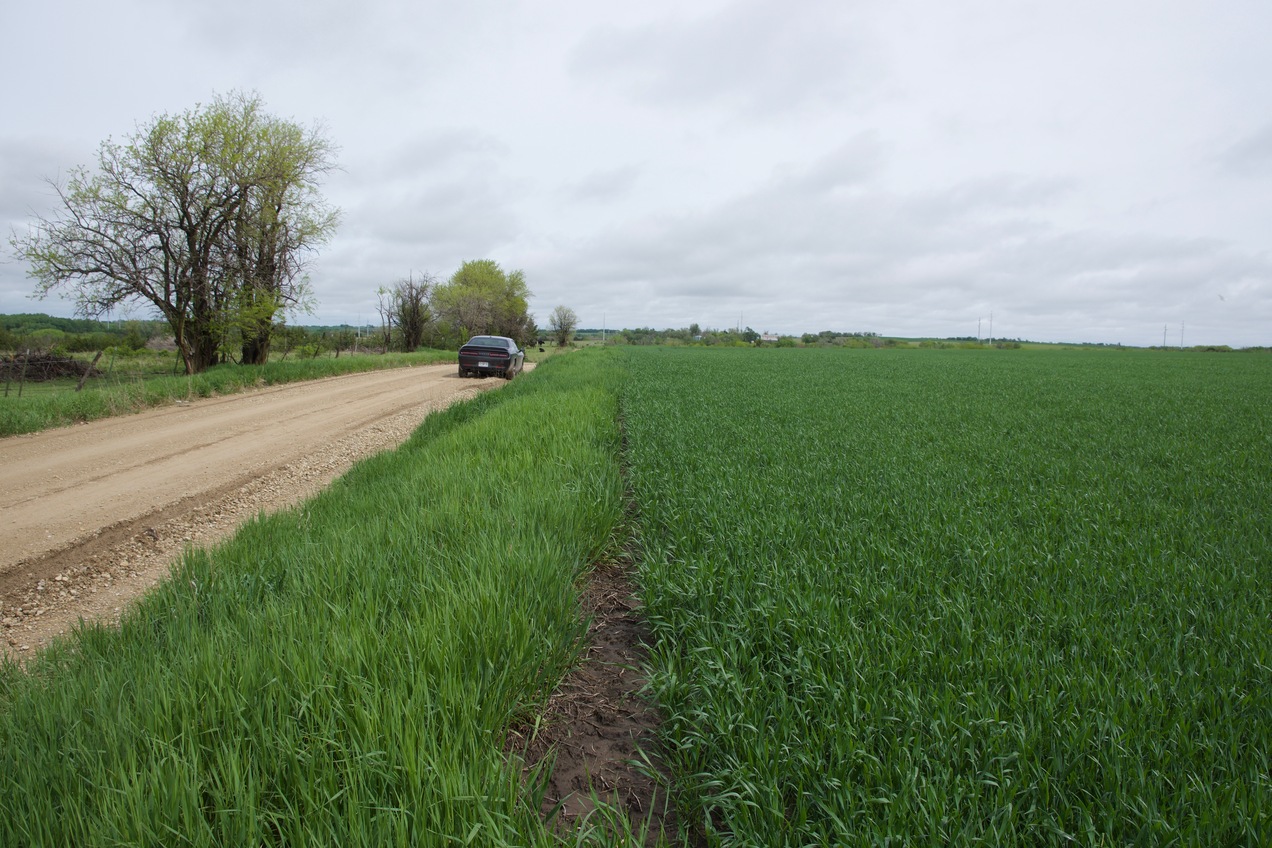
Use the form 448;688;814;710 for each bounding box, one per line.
375;287;394;351
390;273;435;352
548;305;579;347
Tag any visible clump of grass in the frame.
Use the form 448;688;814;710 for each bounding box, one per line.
0;350;455;436
0;351;625;846
569;787;677;848
622;346;1271;845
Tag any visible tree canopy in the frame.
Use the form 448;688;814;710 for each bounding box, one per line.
11;91;339;373
431;260;534;347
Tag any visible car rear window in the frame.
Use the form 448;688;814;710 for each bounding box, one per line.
466;336;509;348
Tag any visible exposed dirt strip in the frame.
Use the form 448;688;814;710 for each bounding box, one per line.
511;556;682;846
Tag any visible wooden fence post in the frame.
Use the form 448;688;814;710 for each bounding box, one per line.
77;350;105;391
17;350;30;398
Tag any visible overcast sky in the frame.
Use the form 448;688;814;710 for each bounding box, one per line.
3;0;1270;346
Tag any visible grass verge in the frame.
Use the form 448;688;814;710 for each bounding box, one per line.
0;350;455;437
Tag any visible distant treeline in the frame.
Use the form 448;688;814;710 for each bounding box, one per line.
7;314;1264;355
0;314;165;353
590;326;894;347
582;325;1269;352
589;326;949;348
0;314;388;361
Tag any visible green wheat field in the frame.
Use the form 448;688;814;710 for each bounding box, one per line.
2;347;1268;846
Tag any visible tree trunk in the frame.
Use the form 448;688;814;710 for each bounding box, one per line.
183;331;221;374
241;330;271;365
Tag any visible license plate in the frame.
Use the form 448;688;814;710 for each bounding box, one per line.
478;361;489;368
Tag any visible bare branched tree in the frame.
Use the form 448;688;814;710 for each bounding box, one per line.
375;286;394;352
391;272;435;352
549;305;579;347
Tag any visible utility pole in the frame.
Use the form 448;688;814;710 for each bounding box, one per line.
1163;324;1167;348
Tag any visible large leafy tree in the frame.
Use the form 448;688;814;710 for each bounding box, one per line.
228;105;339;364
12;92;338;373
432;260;533;346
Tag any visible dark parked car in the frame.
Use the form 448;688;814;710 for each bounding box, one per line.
458;335;524;380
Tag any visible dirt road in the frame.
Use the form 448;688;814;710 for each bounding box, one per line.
1;363;513;658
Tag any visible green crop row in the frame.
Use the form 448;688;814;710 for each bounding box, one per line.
620;347;1271;846
0;352;625;846
0;350;456;437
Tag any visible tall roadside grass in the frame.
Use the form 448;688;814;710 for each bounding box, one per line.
622;347;1271;845
0;350;455;437
0;351;625;846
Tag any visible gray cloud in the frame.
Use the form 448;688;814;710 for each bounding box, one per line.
1;136;108;314
528;140;1271;344
570;0;878;117
562;165;644;204
1216;122;1272;174
1;143;59;226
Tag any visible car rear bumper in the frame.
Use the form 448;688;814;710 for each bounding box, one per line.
459;354;513;375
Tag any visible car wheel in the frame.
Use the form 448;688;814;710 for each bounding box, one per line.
505;365;515;381
458;366;466;378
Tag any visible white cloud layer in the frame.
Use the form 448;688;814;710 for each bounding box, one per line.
2;0;1269;345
